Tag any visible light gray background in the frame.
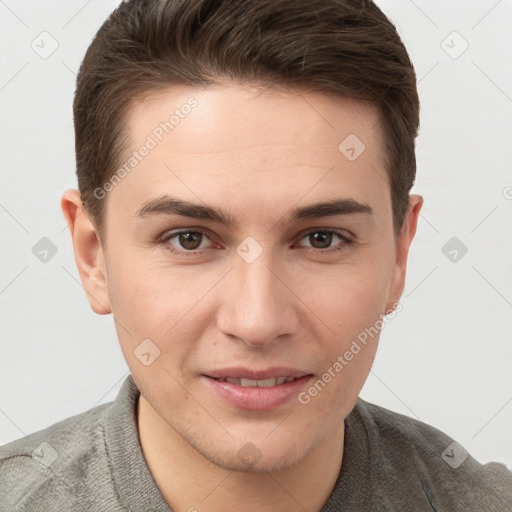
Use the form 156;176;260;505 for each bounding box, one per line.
1;0;511;467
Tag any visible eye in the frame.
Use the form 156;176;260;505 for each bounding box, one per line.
159;228;214;254
158;227;352;257
296;229;351;252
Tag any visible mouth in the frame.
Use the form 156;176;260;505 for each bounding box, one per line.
210;376;299;387
202;367;313;410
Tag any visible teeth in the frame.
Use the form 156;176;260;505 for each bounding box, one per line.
241;378;259;387
258;378;279;387
222;377;296;387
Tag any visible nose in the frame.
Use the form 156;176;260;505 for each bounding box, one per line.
216;250;300;347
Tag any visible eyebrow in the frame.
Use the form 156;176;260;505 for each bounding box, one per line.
135;195;373;226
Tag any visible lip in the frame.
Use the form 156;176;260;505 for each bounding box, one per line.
202;367;313;411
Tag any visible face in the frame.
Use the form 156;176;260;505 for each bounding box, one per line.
76;83;420;472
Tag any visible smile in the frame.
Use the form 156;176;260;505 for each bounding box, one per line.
212;376;297;387
203;373;312;410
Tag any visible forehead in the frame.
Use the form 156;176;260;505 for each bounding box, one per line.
127;83;382;156
107;83;388;224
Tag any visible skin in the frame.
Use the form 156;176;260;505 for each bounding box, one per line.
62;82;422;512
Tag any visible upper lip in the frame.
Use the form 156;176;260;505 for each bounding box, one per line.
205;367;312;380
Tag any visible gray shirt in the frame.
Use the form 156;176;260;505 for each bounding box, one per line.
1;375;511;511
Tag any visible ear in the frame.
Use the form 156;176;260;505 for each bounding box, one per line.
61;189;111;315
385;194;423;312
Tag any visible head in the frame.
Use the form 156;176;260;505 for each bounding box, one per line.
62;0;422;473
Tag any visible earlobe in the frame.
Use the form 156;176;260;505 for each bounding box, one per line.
385;194;423;311
61;189;111;315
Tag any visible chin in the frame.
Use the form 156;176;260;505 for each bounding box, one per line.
192;432;317;474
209;448;307;474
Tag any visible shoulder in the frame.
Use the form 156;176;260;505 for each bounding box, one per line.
354;398;512;511
0;402;121;511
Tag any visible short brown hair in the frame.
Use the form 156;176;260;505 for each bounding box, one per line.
73;0;419;238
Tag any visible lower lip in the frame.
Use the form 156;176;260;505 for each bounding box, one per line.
202;375;312;411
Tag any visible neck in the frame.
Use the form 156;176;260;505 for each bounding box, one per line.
137;396;344;512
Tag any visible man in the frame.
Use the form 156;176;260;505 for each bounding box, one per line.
1;0;511;510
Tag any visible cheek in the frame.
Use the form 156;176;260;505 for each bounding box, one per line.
293;250;394;396
298;256;393;336
106;258;225;360
107;251;203;322
296;269;386;421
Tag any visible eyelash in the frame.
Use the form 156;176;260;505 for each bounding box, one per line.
158;228;352;257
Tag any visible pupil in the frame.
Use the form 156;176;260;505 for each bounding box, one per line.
179;232;202;250
310;231;332;249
